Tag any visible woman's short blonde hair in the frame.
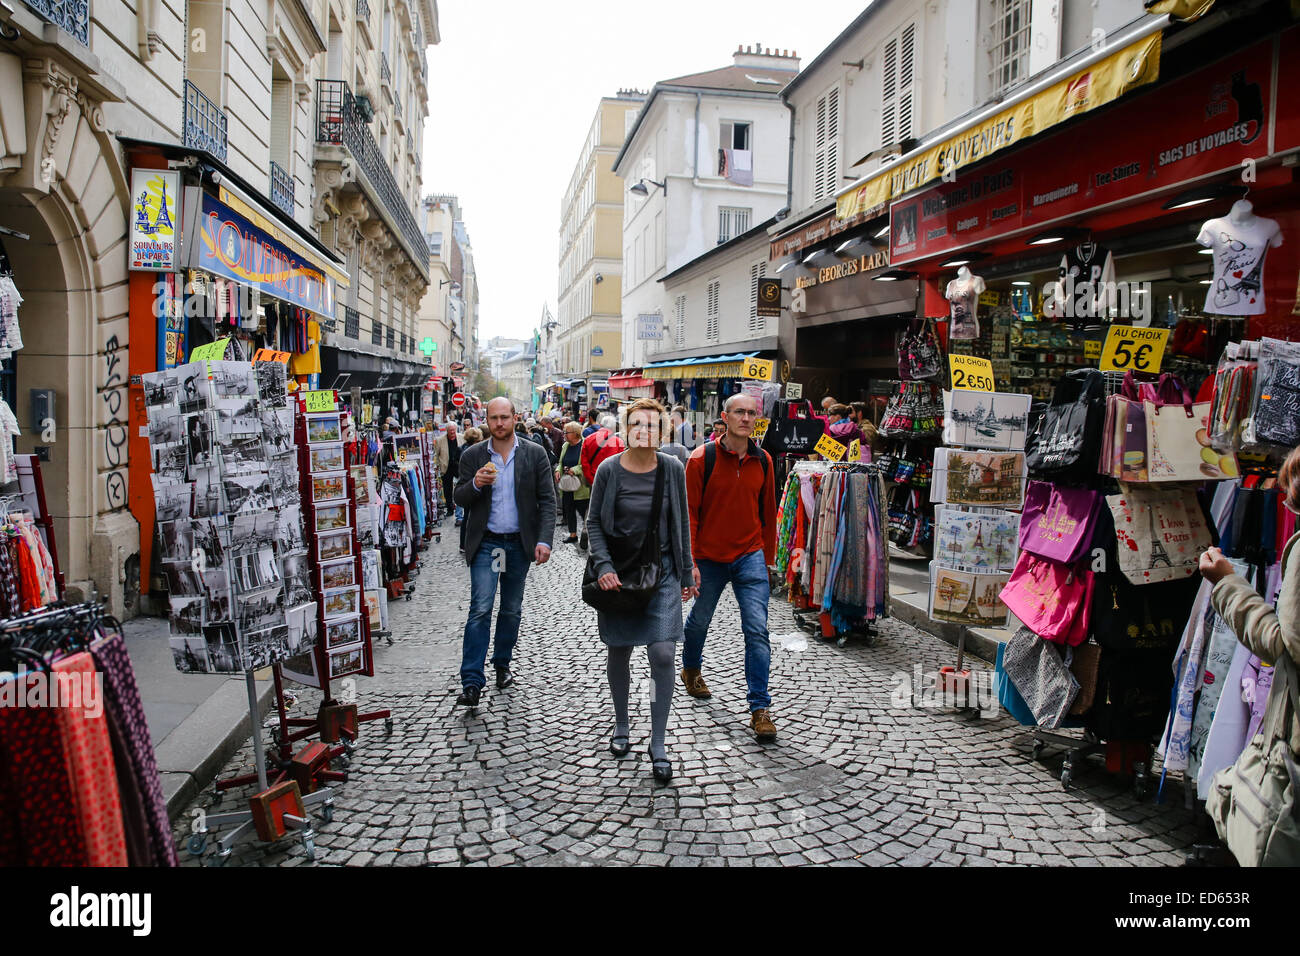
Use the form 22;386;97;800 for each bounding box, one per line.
563;421;583;437
624;397;669;445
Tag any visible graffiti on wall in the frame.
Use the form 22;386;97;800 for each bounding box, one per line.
100;332;128;512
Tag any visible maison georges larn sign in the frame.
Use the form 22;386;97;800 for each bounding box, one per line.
791;249;889;314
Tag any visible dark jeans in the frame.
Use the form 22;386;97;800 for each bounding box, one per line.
460;534;529;690
682;550;771;711
562;492;589;535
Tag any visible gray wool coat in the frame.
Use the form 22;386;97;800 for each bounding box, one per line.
586;451;694;589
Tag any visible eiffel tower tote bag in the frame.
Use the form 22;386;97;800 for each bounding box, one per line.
1106;486;1211;585
1018;480;1101;564
1144;373;1239;482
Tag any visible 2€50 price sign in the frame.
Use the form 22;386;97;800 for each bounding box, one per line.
742;358;775;381
949;354;996;392
750;418;770;439
1099;325;1169;374
814;433;847;461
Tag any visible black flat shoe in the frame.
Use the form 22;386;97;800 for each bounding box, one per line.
610;733;631;757
647;747;673;784
495;667;515;690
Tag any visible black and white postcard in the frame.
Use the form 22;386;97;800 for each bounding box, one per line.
237;583;285;634
285;601;318;654
169;593;205;635
171;634;211;674
943;390;1032;451
202;623;244;673
223;471;273;515
269;451;301;507
281;550;315;606
152;478;192;523
157;518;194;563
256;361;287;407
185;412;216;466
209;360;257;399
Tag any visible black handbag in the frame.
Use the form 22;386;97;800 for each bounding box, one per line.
581;463;665;614
1025;368;1105;484
762;399;823;454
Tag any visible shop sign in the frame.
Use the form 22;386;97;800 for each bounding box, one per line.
1099;325;1168;374
837;32;1162;222
889;38;1274;266
785;382;803;400
636;314;664;340
793;250;890;292
949;354;996;392
742;358;775;381
757;278;782;317
769;208;870;262
303;390;337;412
131;169;180;271
1084;340;1102;361
751;418;770;439
814;433;847;461
194;192;336;318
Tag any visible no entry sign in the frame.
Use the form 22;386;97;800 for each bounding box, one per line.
451;392;466;408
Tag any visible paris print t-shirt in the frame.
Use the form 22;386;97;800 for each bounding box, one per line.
1198;214;1283;316
945;274;986;340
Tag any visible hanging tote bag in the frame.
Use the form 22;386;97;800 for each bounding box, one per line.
1002;626;1080;728
581;464;664;614
1102;372;1157;481
1207;652;1300;866
999;551;1094;646
762;399;824;455
1025;369;1106;484
1144;373;1239;482
898;317;942;381
1106;486;1211;585
1068;641;1102;715
1018;480;1101;564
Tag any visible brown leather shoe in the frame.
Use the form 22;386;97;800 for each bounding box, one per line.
680;668;712;699
750;709;777;742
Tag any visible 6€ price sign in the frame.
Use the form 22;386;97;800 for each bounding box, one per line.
742;358;775;381
1099;325;1169;374
814;432;847;461
847;438;862;462
949;354;996;392
751;418;770;439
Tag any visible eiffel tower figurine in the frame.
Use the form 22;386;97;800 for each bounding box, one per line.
1146;504;1172;569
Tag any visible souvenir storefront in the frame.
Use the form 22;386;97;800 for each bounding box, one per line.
642;352;777;435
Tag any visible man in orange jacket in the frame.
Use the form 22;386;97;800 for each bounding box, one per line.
682;392;779;742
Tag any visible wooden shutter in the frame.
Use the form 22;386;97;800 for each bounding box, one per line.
749;260;766;336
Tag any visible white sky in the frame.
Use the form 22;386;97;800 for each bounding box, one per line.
421;0;874;345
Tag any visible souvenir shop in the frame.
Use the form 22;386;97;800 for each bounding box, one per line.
815;9;1300;797
642;352;781;439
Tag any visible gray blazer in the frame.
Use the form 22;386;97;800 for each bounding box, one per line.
453;435;556;564
587;452;693;588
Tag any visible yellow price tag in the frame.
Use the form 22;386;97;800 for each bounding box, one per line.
398;447;408;462
848;439;861;462
978;290;1001;308
303;390;336;413
949;354;996;392
785;382;803;400
1084;340;1102;361
814;433;846;461
751;418;770;439
190;337;230;361
1099;325;1169;373
742;358;775;381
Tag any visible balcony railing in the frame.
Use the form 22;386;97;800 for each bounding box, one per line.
315;79;427;270
183;80;228;163
344;306;360;340
380;52;391;85
23;0;88;45
269;161;294;216
355;0;369;23
371;320;383;346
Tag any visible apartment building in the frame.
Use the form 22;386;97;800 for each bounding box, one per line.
556;91;643;379
0;0;436;616
613;45;798;368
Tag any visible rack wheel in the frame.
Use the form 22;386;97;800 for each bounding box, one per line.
1060;767;1073;789
321;802;335;824
1031;741;1045;761
343;738;356;755
187;834;207;857
335;753;350;770
385;718;394;735
1133;767;1150;800
301;835;316;861
386;635;395;646
835;635;848;648
210;849;230;868
210;787;223;807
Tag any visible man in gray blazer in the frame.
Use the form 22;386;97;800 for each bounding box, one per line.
452;397;556;708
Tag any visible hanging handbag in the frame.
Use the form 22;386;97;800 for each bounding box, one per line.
1002;626;1080;729
1206;651;1300;866
557;470;581;493
1018;480;1101;564
898;317;943;381
1068;641;1102;715
1144;373;1238;481
1106;485;1211;585
1025;369;1106;483
999;551;1094;646
581;464;665;614
762;399;823;454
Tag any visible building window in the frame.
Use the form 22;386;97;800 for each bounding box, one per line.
811;85;840;203
988;0;1031;97
748;260;767;336
718;207;752;245
881;23;916;147
720;120;750;151
706;280;720;342
674;294;686;347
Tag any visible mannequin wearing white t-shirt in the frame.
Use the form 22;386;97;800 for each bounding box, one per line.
945;266;986;340
1197;200;1283;316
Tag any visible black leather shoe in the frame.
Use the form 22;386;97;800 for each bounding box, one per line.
610;732;631;757
579;531;588;550
495;667;515;690
647;747;673;784
456;686;481;708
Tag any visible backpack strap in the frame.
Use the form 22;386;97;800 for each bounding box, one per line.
700;439;769;524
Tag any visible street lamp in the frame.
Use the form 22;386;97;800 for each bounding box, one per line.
630;178;667;197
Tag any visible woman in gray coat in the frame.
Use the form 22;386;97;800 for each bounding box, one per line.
588;398;698;783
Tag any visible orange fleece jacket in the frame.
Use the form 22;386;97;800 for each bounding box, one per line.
685;439;776;566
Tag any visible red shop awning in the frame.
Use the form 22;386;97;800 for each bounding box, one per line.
608;373;653;390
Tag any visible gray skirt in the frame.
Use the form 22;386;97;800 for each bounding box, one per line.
597;553;683;647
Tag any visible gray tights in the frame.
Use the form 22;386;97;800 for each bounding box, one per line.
607;641;676;761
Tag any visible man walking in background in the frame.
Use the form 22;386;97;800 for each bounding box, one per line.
436;421;465;527
682;392;779;742
453;397;556;709
580;413;625;486
671;405;695;450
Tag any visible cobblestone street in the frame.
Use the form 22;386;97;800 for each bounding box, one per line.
179;530;1203;866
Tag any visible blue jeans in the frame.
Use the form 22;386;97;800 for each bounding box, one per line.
460;534;529;689
682;549;771;712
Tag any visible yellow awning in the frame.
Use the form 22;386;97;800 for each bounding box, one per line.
644;361;747;381
835;31;1162;221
